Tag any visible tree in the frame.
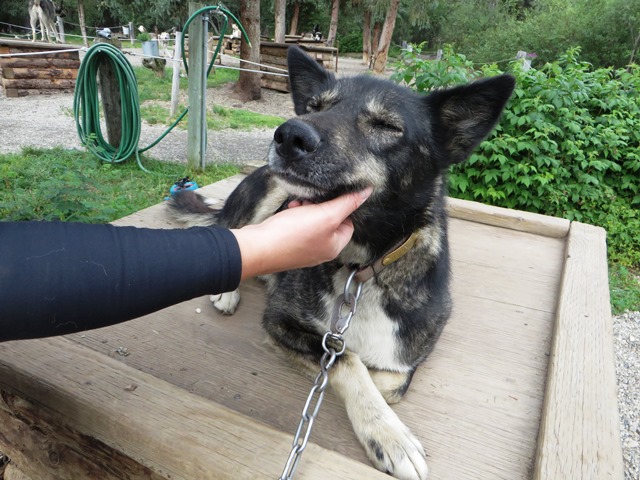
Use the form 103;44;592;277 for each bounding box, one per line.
289;0;301;35
274;0;286;42
325;0;340;46
370;0;399;73
362;9;371;63
236;0;262;100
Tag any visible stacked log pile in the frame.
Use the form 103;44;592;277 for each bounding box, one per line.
259;41;337;93
0;39;80;97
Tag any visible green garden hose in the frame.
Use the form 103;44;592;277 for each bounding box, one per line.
73;5;249;173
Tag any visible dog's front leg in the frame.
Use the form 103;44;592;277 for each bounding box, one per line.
330;351;429;480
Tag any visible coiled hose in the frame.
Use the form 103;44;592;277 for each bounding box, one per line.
73;5;248;172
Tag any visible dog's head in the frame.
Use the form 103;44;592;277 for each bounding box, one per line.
269;46;515;259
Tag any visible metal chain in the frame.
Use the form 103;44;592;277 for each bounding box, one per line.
279;269;363;480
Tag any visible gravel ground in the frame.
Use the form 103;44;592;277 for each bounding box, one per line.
0;52;637;477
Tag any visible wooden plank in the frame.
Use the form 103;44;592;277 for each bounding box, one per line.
534;222;624;479
447;197;570;238
0;338;389;480
0;390;165;480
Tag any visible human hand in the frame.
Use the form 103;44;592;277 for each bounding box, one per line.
232;188;372;280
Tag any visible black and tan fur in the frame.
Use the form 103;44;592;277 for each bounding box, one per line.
169;46;514;479
29;0;59;43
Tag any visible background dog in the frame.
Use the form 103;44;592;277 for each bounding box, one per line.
169;46;514;479
29;0;59;43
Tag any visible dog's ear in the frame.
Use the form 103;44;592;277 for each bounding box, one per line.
287;46;335;115
426;74;515;165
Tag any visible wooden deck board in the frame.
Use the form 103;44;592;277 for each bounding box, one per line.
0;173;622;479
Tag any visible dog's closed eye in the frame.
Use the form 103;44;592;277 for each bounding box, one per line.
371;117;403;133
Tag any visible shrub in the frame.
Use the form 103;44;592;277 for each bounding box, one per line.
392;45;640;268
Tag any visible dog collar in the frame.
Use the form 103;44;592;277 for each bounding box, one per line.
354;231;420;283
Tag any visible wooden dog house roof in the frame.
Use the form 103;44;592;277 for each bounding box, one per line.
0;174;623;479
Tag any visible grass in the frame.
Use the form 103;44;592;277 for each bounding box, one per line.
0;147;238;223
610;265;640;314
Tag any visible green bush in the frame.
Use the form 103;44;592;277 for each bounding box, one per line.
392;45;640;268
338;31;363;53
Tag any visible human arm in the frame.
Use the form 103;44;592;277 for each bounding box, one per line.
0;189;369;342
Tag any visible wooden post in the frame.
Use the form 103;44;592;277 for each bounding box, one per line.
95;37;122;149
170;31;183;118
56;16;65;43
187;2;206;170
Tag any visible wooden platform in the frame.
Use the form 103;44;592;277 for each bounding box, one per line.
0;39;80;97
0;174;623;479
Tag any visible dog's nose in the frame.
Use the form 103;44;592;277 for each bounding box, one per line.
273;119;321;162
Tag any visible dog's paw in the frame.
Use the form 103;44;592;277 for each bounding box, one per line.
209;289;240;315
357;412;428;480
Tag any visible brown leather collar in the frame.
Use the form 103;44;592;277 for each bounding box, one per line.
353;231;420;283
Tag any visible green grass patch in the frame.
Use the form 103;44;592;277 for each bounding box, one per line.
139;103;284;130
0;147;238;223
135;65;239;103
610;265;640;315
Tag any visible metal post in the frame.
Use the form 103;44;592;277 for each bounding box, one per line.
200;14;209;170
187;2;206;170
170;31;182;118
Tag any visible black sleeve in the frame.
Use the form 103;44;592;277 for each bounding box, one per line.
0;221;242;342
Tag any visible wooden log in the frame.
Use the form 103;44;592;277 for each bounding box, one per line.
259;53;288;67
0;337;389;479
1;67;78;80
4;464;35;480
0;78;76;90
0;57;80;69
0;390;166;480
95;38;123;148
260;44;289;57
261;77;289;92
3;88;75;97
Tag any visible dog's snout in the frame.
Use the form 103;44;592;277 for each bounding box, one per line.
274;120;321;161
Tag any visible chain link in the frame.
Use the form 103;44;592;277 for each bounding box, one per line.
279;270;362;480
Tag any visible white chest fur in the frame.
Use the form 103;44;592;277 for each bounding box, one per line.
322;271;413;373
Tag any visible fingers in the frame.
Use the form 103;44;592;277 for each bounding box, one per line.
321;188;373;224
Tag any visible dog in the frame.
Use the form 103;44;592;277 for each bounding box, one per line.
169;46;514;479
29;0;59;43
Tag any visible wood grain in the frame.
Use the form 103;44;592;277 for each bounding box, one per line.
534;222;624;479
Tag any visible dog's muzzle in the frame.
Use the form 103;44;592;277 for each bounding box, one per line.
273;119;321;164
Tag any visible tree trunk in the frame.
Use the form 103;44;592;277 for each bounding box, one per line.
369;20;382;69
371;0;400;74
362;9;371;64
325;0;340;47
236;0;262;101
76;0;88;48
274;0;286;43
289;1;300;36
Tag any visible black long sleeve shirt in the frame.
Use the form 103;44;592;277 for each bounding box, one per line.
0;222;242;342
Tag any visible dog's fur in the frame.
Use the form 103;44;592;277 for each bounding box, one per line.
169;46;514;479
29;0;59;43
